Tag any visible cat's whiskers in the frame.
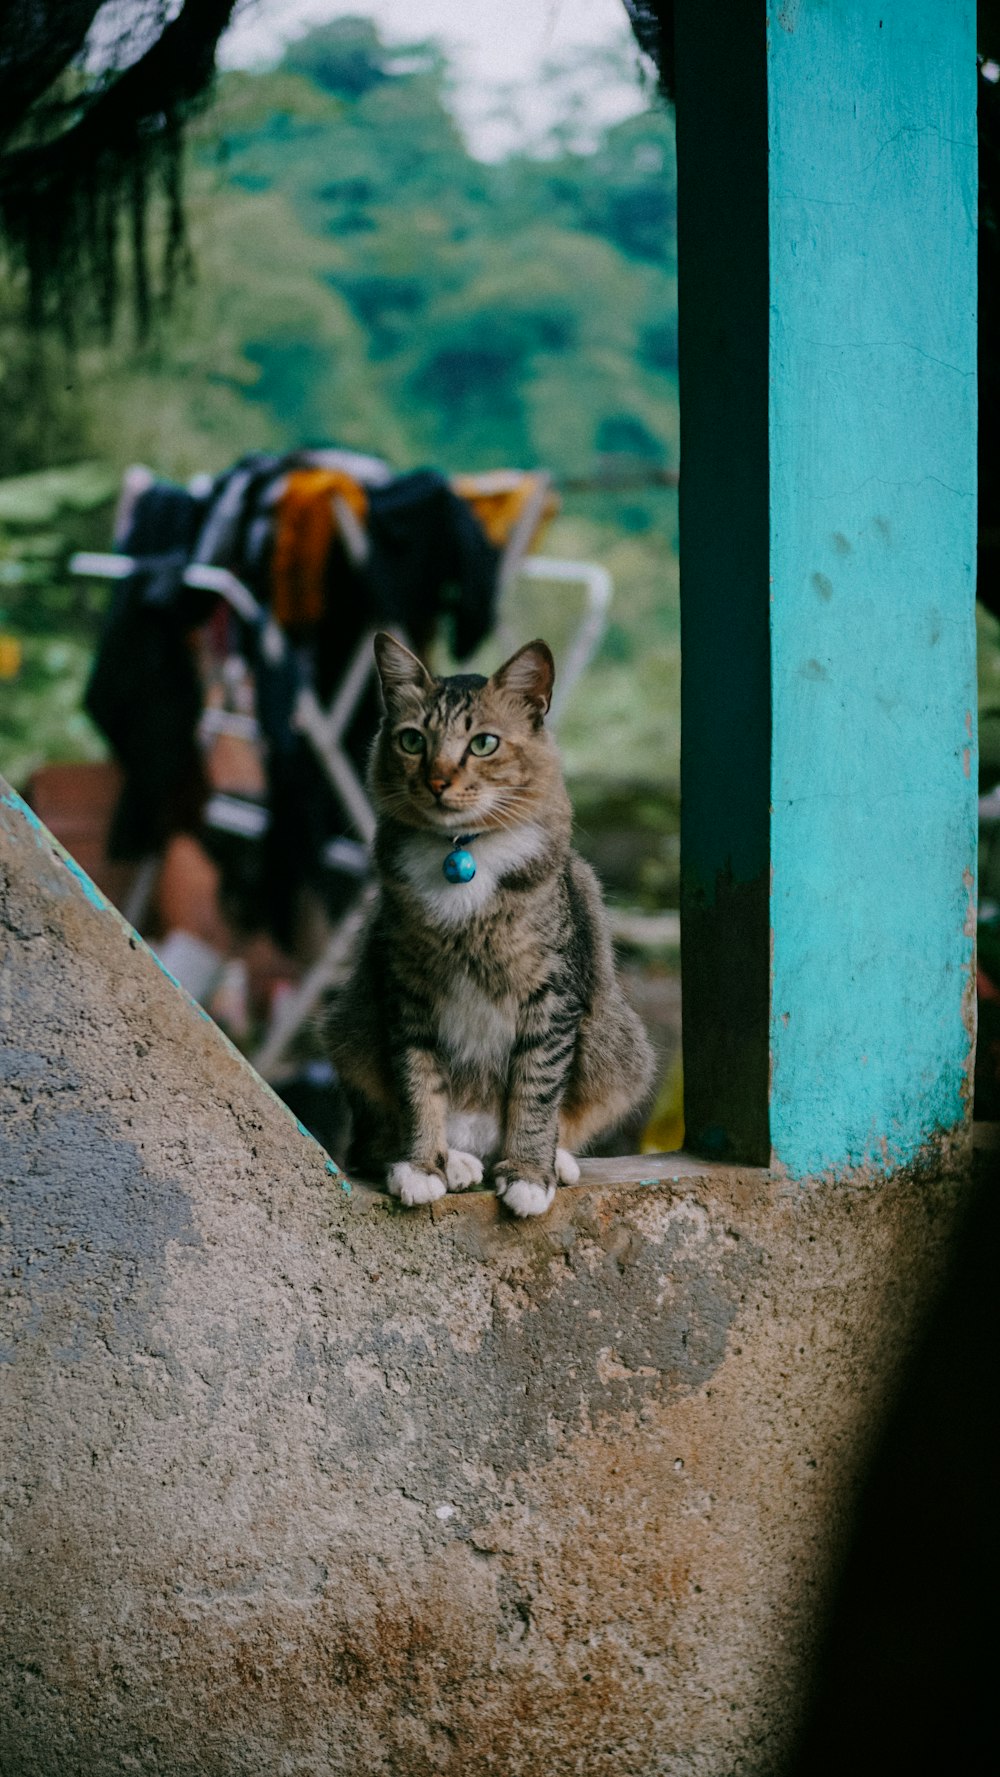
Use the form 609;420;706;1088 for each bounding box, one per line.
483;813;520;839
378;791;419;821
479;794;514;828
482;798;526;836
488;791;533;832
379;767;535;839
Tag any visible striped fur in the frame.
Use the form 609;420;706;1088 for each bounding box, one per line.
323;634;655;1217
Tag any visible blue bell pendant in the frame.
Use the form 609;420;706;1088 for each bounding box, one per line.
443;839;477;884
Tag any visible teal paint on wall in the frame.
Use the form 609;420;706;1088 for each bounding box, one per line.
675;3;977;1173
767;3;978;1174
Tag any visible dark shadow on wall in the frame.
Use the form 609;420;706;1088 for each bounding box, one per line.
783;1147;1000;1777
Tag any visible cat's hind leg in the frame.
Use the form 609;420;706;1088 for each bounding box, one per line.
555;1147;580;1184
445;1149;484;1191
558;997;656;1157
444;1107;496;1192
387;1162;447;1205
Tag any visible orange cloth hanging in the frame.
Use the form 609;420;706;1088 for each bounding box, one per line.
451;473;559;551
271;469;369;627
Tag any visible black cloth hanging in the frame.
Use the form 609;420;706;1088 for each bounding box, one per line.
84;480;212;859
364;468;499;660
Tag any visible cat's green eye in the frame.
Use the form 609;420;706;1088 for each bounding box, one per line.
397;727;425;755
469;733;500;757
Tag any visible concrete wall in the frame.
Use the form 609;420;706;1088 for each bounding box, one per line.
0;779;974;1775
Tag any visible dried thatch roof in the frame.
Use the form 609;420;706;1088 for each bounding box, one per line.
0;1;239;334
622;1;673;97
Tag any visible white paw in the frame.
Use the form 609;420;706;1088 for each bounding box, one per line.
387;1162;447;1207
555;1146;580;1185
446;1148;484;1191
497;1178;556;1218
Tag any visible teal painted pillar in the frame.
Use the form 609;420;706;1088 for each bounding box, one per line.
675;2;978;1174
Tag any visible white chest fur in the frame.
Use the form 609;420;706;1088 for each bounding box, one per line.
397;822;547;928
437;974;517;1074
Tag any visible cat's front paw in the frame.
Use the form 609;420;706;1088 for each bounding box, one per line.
387;1162;447;1206
446;1148;484;1191
495;1175;556;1218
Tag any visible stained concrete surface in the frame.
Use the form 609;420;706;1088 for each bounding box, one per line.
0;780;977;1775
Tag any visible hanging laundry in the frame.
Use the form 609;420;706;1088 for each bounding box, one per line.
270;469;369;628
452;471;559;553
193;453;281;573
364;469;499;659
84;477;213;859
219;449;391;597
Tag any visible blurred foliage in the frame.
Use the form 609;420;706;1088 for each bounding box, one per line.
0;633;107;788
76;17;680;480
3;11;999;869
0;289;93;480
0;464;117;783
0;462;118;528
1;15;683;812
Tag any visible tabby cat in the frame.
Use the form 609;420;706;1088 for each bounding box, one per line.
324;632;655;1216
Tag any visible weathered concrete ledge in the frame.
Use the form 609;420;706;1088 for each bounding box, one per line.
0;781;978;1775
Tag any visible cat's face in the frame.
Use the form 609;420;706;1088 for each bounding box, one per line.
371;634;557;833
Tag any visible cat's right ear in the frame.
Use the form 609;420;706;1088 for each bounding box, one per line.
492;639;555;720
373;632;433;709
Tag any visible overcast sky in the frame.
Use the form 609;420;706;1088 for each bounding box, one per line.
219;0;656;159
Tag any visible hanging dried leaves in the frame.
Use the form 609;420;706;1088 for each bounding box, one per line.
0;0;240;337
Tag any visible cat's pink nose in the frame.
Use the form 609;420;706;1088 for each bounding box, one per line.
428;772;451;797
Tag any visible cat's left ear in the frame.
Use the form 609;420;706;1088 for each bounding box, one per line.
374;631;433;708
492;639;555;721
